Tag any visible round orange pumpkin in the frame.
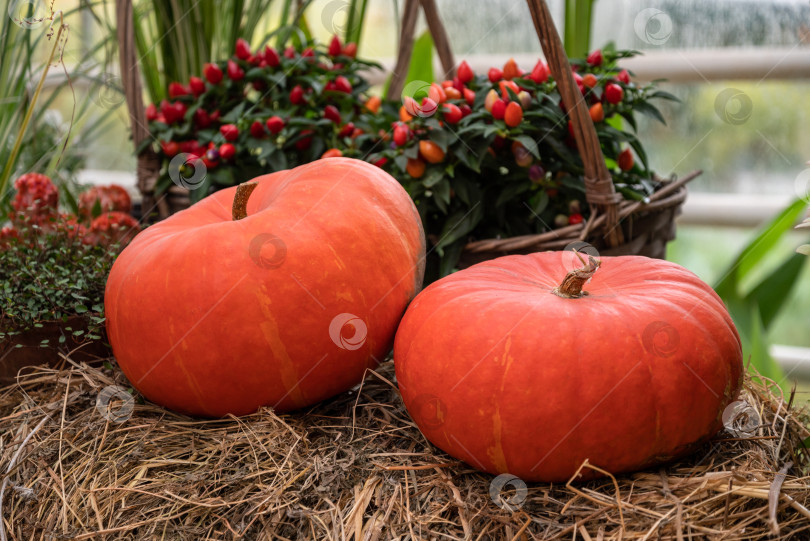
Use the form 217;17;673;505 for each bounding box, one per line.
394;252;743;482
106;158;425;417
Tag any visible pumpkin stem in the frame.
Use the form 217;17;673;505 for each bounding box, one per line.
232;182;258;221
552;252;601;298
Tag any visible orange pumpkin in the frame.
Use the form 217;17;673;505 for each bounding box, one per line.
394;252;743;482
106;158;425;417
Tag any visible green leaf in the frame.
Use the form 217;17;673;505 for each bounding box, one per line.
422;168;444;188
745;253;807;330
747;305;783;381
632;101;666;125
514;136;540;159
435;205;484;251
715;198;808;296
496;182;531;207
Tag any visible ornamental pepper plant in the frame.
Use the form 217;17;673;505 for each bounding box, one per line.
144;36;392;202
373;49;677;276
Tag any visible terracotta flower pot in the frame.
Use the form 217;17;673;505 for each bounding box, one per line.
1;316;110;384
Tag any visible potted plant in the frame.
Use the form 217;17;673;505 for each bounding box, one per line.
371;49;682;278
0;174;138;383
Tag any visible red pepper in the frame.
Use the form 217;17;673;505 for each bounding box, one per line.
586;49;603;67
235;38;251;60
264;46;280;67
528;60;549;84
227;59;244;81
328;35;342;57
338;122;355;138
457;60;473;84
442;103;462;124
617;69;631;84
295;130;313;150
290;85;305;105
393;123;409;146
145;103;158;121
168;82;188;98
342;42;357;58
604;83;624;104
618;148;634;171
488;67;503;83
334;76;352;93
160;141;180;157
219;143;236;160
266;115;284;134
491;99;507;120
324;105;341;124
250;120;265;138
203;63;223;84
189;76;205;96
194;108;211;128
220;124;239;141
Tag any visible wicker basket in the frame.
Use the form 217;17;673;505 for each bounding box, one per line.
389;0;699;267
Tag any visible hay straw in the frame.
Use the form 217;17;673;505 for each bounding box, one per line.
1;357;808;540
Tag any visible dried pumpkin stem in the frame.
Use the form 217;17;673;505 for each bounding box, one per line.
232;182;258;221
552;253;601;298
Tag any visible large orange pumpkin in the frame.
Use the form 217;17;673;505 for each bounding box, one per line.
106;158;425;417
394;252;743;482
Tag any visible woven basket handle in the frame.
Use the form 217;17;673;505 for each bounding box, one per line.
386;0;456;101
526;0;623;246
116;0;170;219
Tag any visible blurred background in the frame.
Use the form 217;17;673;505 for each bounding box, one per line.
8;0;810;396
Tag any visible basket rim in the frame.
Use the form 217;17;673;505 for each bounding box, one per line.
463;170;699;255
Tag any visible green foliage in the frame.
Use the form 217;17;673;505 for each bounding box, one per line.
0;2;120;218
715;198;810;380
0;226;119;345
564;0;595;59
134;0;292;102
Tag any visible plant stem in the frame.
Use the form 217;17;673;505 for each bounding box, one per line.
0;16;65;200
552;254;601;298
232;182;258;220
